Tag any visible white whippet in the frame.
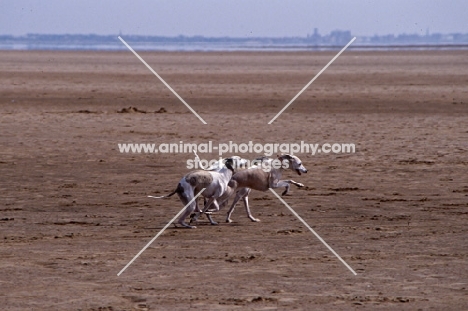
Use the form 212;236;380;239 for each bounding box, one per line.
152;157;247;228
223;154;308;223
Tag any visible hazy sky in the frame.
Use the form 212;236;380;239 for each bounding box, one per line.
2;1;467;37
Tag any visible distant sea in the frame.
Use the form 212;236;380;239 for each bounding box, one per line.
2;41;468;52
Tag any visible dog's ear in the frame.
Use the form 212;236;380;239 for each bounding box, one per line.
278;154;292;161
224;157;234;170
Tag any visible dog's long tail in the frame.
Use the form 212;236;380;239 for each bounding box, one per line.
148;183;183;199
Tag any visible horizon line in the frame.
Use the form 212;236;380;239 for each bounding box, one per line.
3;30;468;39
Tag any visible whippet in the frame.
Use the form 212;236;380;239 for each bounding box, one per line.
224;154;307;223
152;157;247;228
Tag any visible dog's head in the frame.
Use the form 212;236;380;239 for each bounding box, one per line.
278;154;308;175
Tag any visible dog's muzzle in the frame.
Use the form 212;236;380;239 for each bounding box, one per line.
296;169;307;175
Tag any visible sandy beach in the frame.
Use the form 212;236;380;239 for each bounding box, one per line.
1;49;467;310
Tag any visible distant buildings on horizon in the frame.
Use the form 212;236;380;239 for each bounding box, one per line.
1;29;467;51
306;28;468;45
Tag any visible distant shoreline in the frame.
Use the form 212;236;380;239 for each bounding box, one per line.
2;43;468;52
2;32;468;51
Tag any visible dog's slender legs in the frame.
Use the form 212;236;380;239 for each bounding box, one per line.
225;188;259;223
190;197;220;225
176;192;197;229
271;180;304;196
226;191;243;223
241;191;260;222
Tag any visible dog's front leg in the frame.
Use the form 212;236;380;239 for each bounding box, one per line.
272;179;305;196
269;176;290;195
288;179;305;188
275;180;291;196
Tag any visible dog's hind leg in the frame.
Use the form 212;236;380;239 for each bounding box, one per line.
226;188;249;223
203;198;219;225
176;188;197;229
240;189;259;222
